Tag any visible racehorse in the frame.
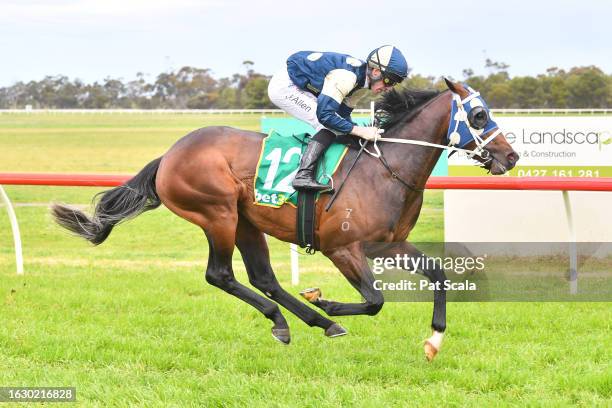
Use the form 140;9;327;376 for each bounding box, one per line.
52;79;518;361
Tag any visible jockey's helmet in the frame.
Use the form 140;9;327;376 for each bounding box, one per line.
367;45;409;86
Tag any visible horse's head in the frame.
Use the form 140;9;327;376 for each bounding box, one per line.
443;79;519;175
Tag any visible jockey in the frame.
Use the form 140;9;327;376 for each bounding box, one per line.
267;45;409;192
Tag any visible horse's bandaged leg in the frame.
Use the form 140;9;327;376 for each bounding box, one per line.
427;330;444;350
424;330;444;361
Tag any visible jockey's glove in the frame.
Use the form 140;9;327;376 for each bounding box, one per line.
351;126;384;141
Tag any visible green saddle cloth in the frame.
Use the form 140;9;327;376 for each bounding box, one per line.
254;130;348;208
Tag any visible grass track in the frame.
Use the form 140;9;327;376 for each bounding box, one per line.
0;114;610;406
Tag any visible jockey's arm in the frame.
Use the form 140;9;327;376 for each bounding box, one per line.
338;102;353;121
316;69;358;134
316;69;381;141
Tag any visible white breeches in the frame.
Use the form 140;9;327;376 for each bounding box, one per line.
267;68;326;132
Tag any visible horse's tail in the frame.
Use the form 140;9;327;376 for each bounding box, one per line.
51;157;162;245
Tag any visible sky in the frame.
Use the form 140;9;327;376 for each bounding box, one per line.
1;0;610;86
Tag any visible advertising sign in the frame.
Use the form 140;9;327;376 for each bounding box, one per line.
449;116;612;177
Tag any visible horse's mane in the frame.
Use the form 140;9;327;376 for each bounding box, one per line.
375;88;442;131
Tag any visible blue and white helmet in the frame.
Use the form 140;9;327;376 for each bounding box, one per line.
367;45;409;85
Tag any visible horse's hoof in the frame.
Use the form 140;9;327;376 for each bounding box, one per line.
300;287;321;303
424;330;444;361
424;341;438;362
325;323;348;338
272;328;291;345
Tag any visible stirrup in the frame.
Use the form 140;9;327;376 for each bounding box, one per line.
293;181;333;193
292;173;331;192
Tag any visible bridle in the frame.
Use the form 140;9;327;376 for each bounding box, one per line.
363;89;506;191
447;90;503;160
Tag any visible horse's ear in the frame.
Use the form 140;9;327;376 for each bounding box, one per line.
444;77;458;93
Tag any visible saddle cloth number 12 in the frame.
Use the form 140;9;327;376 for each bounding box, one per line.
262;147;302;193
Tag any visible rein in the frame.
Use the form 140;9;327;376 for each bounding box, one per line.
326;88;506;206
365;139;424;192
362;90;505;191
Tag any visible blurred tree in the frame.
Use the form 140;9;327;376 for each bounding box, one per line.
538;68;568;108
465;75;486;94
243;60;255;77
462;68;474;79
607;75;612;107
0;61;609;109
125;72;154;108
82;82;110;108
565;66;608;108
487;82;513;108
510;76;545;108
175;66;218;108
243;75;273;108
103;77;126;107
186;93;218;109
485;59;510;74
402;74;437;90
216;86;239;109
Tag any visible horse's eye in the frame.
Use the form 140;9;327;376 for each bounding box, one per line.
468;107;489;130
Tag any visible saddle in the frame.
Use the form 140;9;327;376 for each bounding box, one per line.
253;130;360;253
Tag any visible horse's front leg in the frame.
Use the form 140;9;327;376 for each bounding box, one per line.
365;241;446;361
301;242;385;317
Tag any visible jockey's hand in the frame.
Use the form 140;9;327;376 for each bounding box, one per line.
351;126;384;141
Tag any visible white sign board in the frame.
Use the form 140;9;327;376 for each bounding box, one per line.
449;116;612;177
445;116;612;245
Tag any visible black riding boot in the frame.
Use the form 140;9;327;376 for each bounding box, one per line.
292;139;332;192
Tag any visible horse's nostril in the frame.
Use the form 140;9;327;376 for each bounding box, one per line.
507;152;519;164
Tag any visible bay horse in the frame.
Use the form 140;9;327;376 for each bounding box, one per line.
52;79;518;361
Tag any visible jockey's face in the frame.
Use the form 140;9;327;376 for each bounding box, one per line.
369;68;395;94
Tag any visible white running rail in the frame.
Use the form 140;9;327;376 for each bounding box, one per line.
0;186;23;275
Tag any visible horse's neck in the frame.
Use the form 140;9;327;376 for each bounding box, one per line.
381;92;451;187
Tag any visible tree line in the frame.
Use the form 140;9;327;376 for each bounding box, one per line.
1;60;610;109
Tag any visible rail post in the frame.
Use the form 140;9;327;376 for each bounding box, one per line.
290;244;299;285
562;191;578;294
0;186;23;275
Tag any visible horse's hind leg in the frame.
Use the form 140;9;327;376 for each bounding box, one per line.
304;242;385;317
235;216;346;338
203;222;291;344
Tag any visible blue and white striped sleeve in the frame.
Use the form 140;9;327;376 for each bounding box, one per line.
316;69;357;134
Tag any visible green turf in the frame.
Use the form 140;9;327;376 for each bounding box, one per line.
0;113;266;172
0;112;361;172
0;113;610;406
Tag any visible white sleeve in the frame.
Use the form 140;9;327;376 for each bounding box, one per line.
320;69;358;104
